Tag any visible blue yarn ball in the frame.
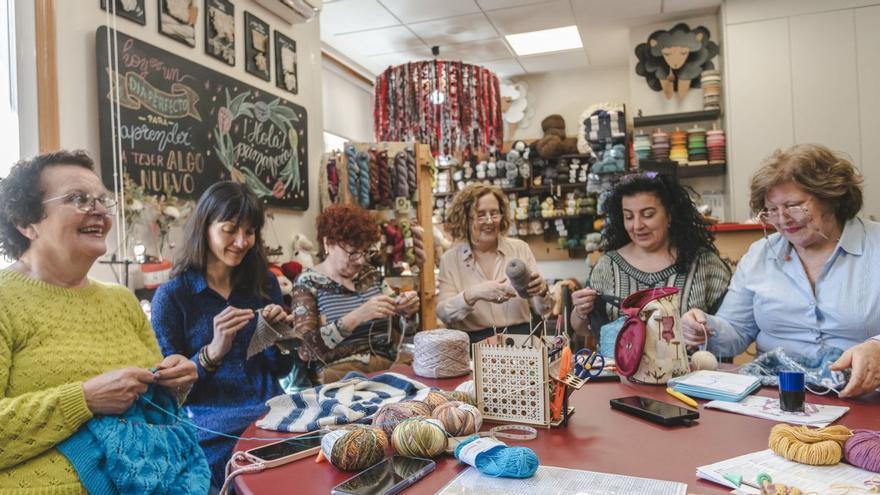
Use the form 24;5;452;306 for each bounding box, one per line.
453;435;539;478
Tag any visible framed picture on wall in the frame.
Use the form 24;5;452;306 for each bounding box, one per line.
100;0;146;25
205;0;235;65
274;31;298;94
244;11;271;81
159;0;198;47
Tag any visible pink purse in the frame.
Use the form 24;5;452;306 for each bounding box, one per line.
614;287;689;384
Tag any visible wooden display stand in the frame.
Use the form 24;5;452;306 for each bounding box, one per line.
335;142;438;330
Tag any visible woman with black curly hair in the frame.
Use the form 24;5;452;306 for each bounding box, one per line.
571;171;731;334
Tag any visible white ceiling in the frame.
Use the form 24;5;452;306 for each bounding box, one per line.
320;0;721;79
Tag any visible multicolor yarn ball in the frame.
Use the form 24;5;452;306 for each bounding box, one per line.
432;401;483;437
446;390;475;406
320;426;388;471
391;418;448;458
373;400;432;439
423;391;452;411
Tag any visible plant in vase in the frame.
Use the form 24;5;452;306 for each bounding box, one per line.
122;173;148;261
146;189;193;261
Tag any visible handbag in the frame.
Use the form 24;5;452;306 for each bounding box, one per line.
614;287;689;384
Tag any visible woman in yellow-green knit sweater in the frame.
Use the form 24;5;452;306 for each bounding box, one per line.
0;151;199;494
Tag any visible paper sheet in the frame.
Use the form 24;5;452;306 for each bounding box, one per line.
696;449;877;494
437;466;687;495
705;395;849;427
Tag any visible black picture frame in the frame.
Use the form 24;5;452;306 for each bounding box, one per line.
158;0;197;47
274;31;298;95
244;11;271;81
205;0;235;65
100;0;146;26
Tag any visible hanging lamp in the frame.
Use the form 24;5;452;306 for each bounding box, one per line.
373;46;503;156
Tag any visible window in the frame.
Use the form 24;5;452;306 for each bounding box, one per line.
0;0;19;179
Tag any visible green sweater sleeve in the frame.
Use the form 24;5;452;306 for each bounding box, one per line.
0;317;93;470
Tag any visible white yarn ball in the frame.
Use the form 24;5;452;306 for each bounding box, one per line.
413;329;471;378
691;350;718;371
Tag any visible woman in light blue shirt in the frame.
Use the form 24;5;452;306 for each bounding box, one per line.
682;144;880;397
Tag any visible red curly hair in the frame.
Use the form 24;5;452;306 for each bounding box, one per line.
316;204;381;256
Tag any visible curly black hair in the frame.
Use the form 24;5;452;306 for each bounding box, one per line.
602;172;717;271
0;150;95;260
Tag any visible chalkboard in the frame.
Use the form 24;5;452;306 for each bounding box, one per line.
96;26;308;210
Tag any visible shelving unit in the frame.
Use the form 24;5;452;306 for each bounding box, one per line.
335;142;438;330
633;109;721;128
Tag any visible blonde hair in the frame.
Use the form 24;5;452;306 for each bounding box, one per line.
444;184;510;241
750;144;863;224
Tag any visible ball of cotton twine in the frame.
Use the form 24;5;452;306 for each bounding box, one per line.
413;329;471;378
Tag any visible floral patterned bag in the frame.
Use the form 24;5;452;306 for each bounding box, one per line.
614;287;689;384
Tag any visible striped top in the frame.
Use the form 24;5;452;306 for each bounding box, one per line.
589;249;731;321
290;268;412;377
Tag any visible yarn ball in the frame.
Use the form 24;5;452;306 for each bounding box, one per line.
690;350;718;371
454;380;477;405
320;426;388;471
413;329;471;378
844;429;880;473
768;424;852;466
446;390;476;406
432;401;483;437
423;391;451;412
453;435;539;478
391;418;448;458
373;400;432;439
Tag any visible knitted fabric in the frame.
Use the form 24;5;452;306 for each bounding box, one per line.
0;269;163;494
57;386;211;495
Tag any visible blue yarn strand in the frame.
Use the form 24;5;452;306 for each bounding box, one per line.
453;435;539;478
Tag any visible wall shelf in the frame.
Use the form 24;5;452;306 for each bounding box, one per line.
678;163;727;178
633;109;722;128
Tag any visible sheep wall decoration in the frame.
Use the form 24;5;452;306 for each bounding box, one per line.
634;23;719;100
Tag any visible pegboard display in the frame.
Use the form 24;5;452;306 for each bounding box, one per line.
473;343;550;427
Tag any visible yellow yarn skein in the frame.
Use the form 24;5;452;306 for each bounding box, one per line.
768;424;853;466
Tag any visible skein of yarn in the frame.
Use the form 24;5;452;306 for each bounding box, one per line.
320;426;388;471
453;435;539;478
844;429;880;473
768;424;853;466
373;400;431;439
433;401;483;437
345;145;359;200
391;418;448;458
413;329;471;378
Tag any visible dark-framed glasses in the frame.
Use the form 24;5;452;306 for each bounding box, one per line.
42;192;117;214
340;245;378;262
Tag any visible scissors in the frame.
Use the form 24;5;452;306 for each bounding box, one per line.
572;349;605;380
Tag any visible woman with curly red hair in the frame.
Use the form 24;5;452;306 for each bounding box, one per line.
286;204;419;384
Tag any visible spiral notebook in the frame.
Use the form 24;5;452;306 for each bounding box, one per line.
668;370;761;402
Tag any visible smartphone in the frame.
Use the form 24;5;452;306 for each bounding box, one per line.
610;396;699;425
243;431;326;468
331;455;436;495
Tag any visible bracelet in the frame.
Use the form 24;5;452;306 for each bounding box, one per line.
198;346;221;372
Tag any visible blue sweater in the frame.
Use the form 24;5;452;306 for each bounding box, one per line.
151;269;295;487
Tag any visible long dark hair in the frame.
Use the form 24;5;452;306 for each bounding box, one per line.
602;172;717;271
172;181;269;299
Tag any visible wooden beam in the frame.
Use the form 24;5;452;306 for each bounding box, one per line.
321;50;374;87
35;0;59;152
415;143;437;330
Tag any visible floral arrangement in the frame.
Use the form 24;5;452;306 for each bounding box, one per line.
145;188;193;260
121;173;147;235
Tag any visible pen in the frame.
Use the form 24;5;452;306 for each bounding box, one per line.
666;387;698;408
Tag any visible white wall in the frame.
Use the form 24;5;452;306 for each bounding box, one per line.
322;63;373;142
723;0;880;221
509;66;630;141
47;0;324;284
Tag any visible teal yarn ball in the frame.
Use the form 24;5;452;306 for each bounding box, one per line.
453;435;539;478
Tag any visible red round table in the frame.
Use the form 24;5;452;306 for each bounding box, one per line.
233;365;880;494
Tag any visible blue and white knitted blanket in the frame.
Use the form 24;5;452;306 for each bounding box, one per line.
256;372;431;432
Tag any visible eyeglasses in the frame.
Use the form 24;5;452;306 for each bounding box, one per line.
757;204;809;224
473;211;502;224
340;245;378;262
42;192;117;214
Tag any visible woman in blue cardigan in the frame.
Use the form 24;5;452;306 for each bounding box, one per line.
151;181;297;488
